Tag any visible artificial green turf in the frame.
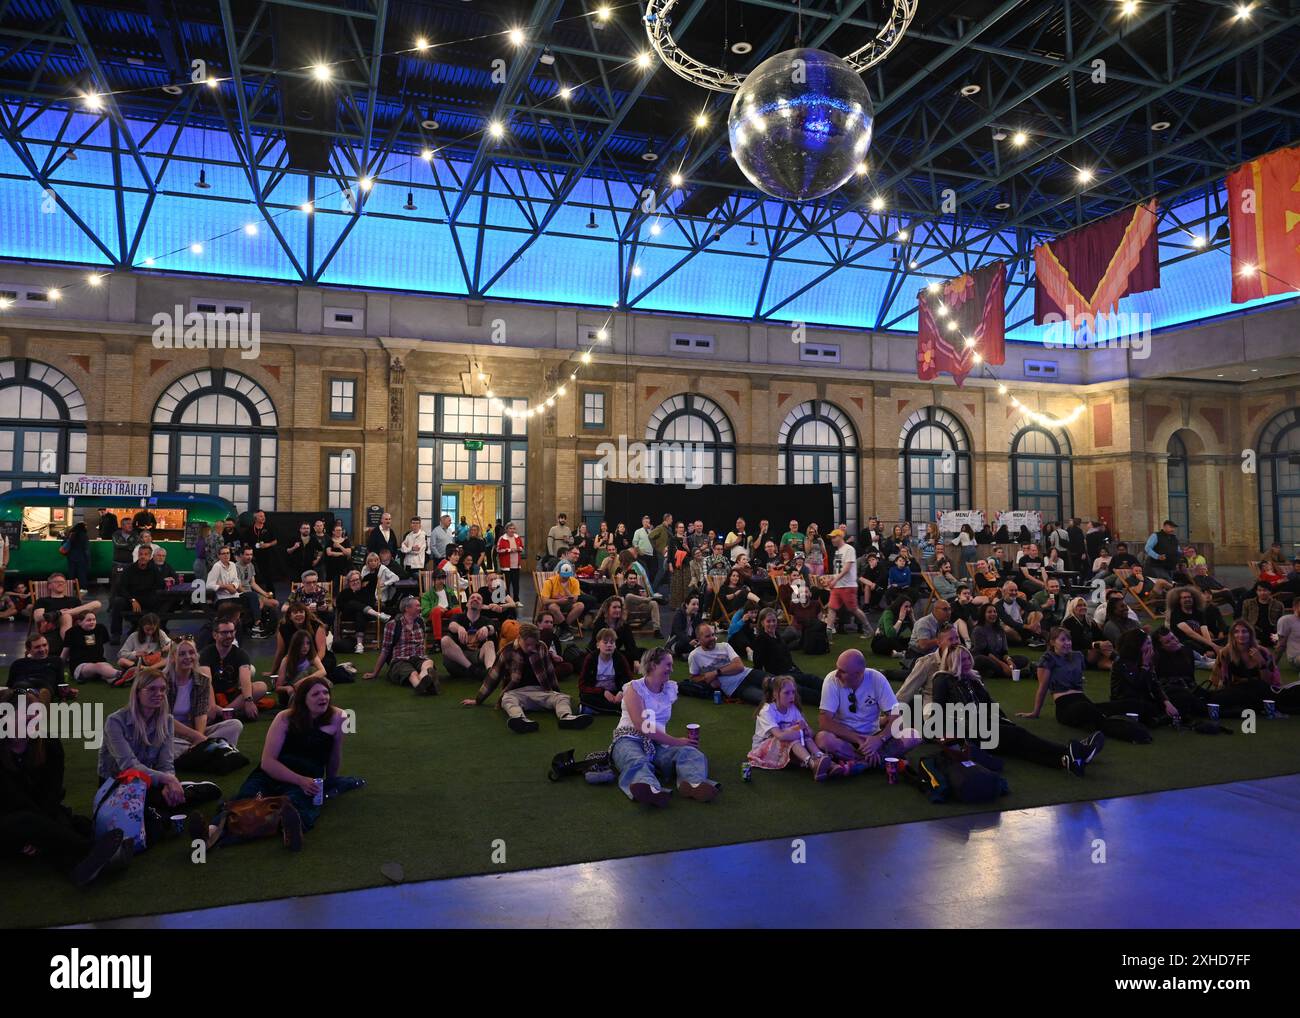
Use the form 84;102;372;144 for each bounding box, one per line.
4;636;1298;928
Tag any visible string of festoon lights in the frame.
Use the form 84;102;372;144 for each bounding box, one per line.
484;317;615;421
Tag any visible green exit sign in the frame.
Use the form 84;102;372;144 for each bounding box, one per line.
463;439;485;451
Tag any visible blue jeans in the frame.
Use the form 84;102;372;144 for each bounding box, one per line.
611;737;713;799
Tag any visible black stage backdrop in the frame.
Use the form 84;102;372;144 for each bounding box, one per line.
602;482;835;535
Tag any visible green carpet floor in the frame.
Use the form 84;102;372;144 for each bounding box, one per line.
4;636;1298;928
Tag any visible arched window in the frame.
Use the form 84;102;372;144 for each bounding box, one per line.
150;369;278;513
778;400;858;531
1166;432;1189;538
898;407;970;524
1010;420;1074;522
0;359;87;493
645;393;735;485
1258;409;1300;552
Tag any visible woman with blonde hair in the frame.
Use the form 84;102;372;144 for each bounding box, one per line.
165;637;244;755
1063;596;1116;670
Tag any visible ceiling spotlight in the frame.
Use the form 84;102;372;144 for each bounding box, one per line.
420;148;433;162
992;130;1007;141
636;52;653;70
311;64;332;81
869;196;886;213
194;168;211;190
206;77;219;89
641;151;658;162
1191;235;1206;248
86;273;101;287
143;257;154;267
508;28;526;46
559;86;572;100
960;84;981;97
670;172;684;187
539;48;555;66
586;210;599;230
1151;120;1170;132
731;41;753;55
926;282;940;294
488;120;504;138
909;260;918;269
747;229;758;247
1011;131;1028;147
856;162;868;176
243;223;259;236
415;36;430;51
1076;167;1095;184
420;118;440;131
1234;3;1254;20
48;288;61;302
358;176;373;191
300;201;314;214
189;242;203;255
82;92;103;111
403;190;417;211
650;222;662;236
995;201;1011;210
595;5;611;21
694;112;709;129
631;265;642;277
1121;0;1139;15
162;84;183;95
1238;263;1256;276
897;229;909;241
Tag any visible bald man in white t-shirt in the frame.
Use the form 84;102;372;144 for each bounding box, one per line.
815;649;922;768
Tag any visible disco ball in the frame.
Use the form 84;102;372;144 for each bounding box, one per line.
728;48;874;203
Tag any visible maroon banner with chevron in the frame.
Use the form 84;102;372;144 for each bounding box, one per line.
916;262;1006;387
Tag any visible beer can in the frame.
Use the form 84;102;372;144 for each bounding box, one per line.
713;690;722;705
741;762;753;782
312;778;324;807
1207;703;1220;722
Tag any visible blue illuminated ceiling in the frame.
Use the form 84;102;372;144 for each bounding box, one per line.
0;1;1297;335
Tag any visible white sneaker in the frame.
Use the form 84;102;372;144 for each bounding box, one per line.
355;639;365;654
826;626;837;635
378;612;393;623
891;650;907;659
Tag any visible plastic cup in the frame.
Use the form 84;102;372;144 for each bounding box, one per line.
1207;703;1220;722
169;813;186;835
221;706;235;718
1263;699;1277;719
1011;669;1021;682
685;723;700;744
1125;712;1139;721
884;757;900;784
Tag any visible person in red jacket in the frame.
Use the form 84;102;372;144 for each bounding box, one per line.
495;521;525;601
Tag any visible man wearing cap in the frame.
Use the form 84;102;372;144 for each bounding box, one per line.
365;595;437;695
540;558;585;630
825;529;873;638
815;649;922;769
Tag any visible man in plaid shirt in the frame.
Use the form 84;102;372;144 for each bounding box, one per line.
461;622;593;733
365;595;437;695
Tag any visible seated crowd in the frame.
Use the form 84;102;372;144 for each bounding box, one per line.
3;504;1298;881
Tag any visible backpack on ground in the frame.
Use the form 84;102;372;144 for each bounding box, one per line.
913;749;1009;804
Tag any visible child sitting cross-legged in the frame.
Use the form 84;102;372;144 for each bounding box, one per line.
747;674;851;781
578;627;630;714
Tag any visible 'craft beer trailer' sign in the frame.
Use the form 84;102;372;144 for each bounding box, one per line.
58;475;154;499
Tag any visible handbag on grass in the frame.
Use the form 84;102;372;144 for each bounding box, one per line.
218;795;293;841
174;737;250;775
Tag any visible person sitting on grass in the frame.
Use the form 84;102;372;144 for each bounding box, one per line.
1016;627;1151;742
814;649;922;771
461;621;592;733
578;627;630;715
747;674;847;781
365;595;438;695
686;622;767;705
898;623;976;708
1063;597;1115;671
1208;621;1283;718
7;634;71;701
587;596;641;672
996;581;1045;647
275;630;327;706
62;611;119;685
165;637;244;756
539;560;586;632
970;601;1030;680
1275;596;1300;671
98;669;211;818
0;689;133;887
751;607;822;702
440;592;497;681
870;594;914;660
1109;629;1194;726
667;594;705;659
116;613;172;673
609;646;718;807
272;600;355;686
0;580;35;623
200;615;270;720
1166;586;1223;667
206;675;357;852
930;664;1103;778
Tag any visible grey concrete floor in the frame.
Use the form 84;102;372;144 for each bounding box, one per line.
69;773;1300;929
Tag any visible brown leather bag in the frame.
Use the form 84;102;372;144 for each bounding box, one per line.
221;795;290;839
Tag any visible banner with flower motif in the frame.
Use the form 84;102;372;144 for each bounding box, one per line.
916;261;1006;387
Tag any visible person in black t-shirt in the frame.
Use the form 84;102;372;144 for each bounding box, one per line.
96;508;118;540
1108;543;1140;572
199;619;266;720
32;573;101;657
62;612;118;684
6;635;71;700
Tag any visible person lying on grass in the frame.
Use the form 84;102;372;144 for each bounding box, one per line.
462;621;592;733
202;675;362;851
0;688;133;887
609;646;719;807
814;649;922;771
747;674;848;781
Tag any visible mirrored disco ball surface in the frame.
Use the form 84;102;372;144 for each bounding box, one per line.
729;48;874;202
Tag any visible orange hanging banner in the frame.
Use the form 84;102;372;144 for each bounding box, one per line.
1227;144;1300;303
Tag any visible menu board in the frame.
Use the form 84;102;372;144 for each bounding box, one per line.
183;520;202;549
0;519;20;547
